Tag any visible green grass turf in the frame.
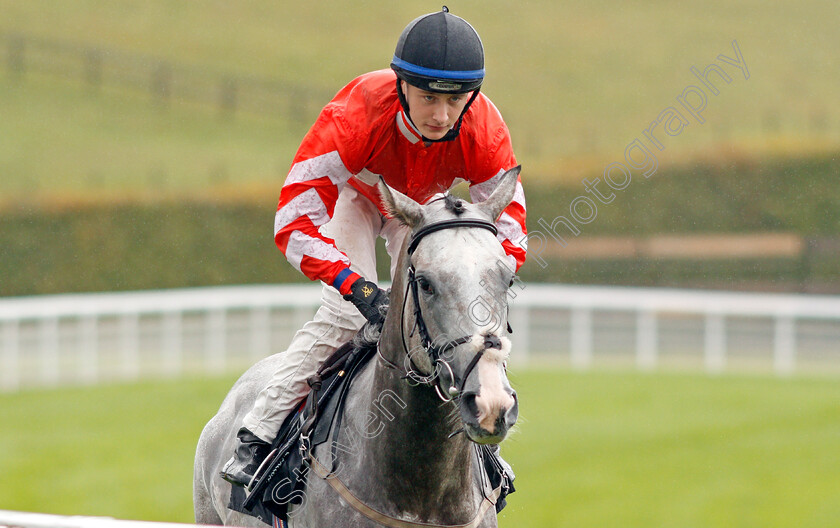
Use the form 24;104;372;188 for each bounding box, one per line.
1;368;839;527
0;74;297;198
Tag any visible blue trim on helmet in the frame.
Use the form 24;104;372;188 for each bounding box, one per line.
391;56;484;80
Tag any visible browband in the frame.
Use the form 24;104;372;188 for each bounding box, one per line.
407;219;498;255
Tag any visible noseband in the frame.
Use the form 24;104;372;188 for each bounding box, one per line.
385;218;505;402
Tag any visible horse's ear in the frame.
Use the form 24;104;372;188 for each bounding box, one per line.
378;177;424;227
477;165;521;221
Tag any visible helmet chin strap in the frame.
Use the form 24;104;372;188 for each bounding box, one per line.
395;79;481;145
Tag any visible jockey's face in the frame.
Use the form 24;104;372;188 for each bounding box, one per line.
402;81;472;140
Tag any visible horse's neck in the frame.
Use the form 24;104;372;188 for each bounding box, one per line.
371;247;469;473
370;356;480;512
349;236;477;512
325;236;484;521
357;346;477;512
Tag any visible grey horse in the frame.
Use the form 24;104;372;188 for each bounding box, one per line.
194;167;521;527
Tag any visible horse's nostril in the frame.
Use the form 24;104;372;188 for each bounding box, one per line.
465;393;479;415
483;334;502;350
459;392;480;422
504;404;519;429
492;391;517;431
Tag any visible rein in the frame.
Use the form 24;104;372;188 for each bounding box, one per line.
310;456;502;528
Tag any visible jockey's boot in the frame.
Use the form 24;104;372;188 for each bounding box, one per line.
219;427;272;488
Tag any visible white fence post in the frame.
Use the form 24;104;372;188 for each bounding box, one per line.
79;315;98;385
773;316;796;376
2;320;20;392
40;317;60;386
704;313;726;373
570;307;592;369
120;313;140;381
636;310;658;371
508;305;530;365
249;306;271;362
206;309;227;374
162;311;182;377
293;305;312;330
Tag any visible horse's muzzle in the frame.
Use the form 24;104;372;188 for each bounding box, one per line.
459;389;518;444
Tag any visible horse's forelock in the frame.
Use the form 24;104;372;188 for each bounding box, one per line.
420;193;486;226
443;195;466;216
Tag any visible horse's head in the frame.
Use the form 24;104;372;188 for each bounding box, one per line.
377;167;521;445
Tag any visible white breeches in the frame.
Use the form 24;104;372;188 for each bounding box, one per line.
243;186;408;442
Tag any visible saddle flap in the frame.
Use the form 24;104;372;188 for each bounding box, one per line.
232;339;378;523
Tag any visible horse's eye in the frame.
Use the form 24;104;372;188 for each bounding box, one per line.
418;277;434;295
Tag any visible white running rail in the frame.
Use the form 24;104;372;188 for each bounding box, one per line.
0;510;225;528
2;284;839;392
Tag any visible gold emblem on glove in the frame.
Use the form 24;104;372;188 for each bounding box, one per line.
361;285;374;297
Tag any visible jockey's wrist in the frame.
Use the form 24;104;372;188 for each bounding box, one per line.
333;269;362;296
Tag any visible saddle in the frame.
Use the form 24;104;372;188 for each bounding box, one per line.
227;333;515;526
227;335;377;526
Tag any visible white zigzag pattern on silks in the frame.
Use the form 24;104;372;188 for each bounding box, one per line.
274;188;330;236
284;230;349;273
285;150;353;188
498;212;526;252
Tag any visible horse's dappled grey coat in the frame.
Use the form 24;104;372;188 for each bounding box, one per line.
194;167;521;527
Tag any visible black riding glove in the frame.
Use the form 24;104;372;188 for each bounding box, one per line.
343;277;389;325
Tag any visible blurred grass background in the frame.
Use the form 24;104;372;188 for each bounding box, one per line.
1;368;839;527
2;153;838;295
1;0;839;193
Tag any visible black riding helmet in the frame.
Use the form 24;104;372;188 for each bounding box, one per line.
390;6;485;143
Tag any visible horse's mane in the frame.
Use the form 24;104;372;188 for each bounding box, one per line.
352;306;386;349
442;194;466;216
424;193;466;217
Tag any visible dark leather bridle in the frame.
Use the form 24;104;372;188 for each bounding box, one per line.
309;217;511;526
382;217;506;402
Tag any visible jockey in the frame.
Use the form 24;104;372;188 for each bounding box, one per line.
221;7;527;488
